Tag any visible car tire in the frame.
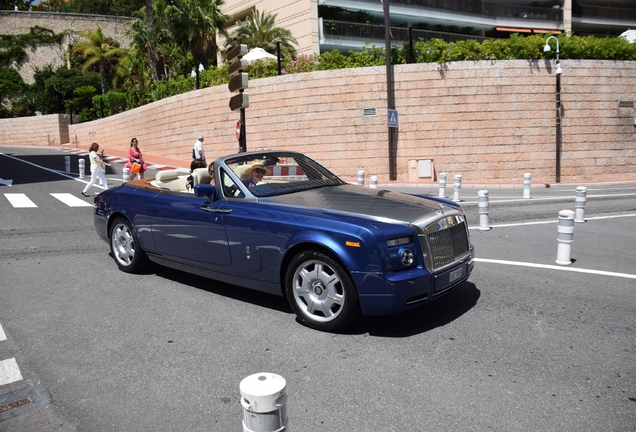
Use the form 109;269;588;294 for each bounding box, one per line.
109;218;147;273
285;250;360;332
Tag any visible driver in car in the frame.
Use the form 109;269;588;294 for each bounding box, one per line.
242;164;268;188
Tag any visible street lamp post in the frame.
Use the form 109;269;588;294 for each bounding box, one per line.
544;36;562;183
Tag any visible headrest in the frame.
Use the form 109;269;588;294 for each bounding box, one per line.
192;167;211;186
155;170;179;181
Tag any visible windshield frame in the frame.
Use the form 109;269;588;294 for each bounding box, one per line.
218;151;346;199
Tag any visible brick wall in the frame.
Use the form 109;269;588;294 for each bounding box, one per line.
3;59;635;184
0;11;131;84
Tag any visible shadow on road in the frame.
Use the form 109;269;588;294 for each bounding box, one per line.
153;262;480;337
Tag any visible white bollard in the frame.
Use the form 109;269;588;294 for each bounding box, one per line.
123;167;131;182
369;175;378;189
478;190;491;231
357;170;365;186
523;173;531;199
240;373;288;432
556;210;575;266
452;174;462;202
574;186;587;223
65;156;71;174
438;172;447;198
78;159;85;179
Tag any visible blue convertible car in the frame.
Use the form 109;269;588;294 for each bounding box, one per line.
94;150;474;331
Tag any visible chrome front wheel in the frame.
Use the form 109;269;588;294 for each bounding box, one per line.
285;250;359;332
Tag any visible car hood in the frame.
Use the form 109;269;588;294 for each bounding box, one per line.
263;184;449;224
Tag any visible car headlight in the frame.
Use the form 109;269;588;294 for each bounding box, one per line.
387;236;411;248
400;248;414;266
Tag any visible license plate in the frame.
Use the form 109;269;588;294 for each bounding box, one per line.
449;267;464;283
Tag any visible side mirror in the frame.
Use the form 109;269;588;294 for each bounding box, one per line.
194;184;216;201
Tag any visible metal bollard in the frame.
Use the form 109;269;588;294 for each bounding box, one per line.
78;159;85;179
240;373;288;432
452;174;462;202
438;172;447;198
357;170;365;186
574;186;587;223
123;167;131;182
523;173;531;199
65;156;71;174
369;176;378;189
556;210;575;266
478;190;491;231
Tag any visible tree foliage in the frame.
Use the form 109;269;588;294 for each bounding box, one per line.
73;25;126;94
227;10;298;60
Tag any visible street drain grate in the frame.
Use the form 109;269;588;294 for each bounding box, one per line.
0;384;51;422
0;397;31;413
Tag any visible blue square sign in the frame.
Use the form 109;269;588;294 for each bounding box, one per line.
388;109;398;128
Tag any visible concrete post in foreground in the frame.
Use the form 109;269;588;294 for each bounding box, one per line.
523;173;531;199
123;167;131;183
452;174;462;202
574;186;587;223
65;156;71;174
438;172;447;198
369;176;378;189
478;190;491;231
556;210;575;265
357;170;365;186
78;159;85;179
240;372;288;432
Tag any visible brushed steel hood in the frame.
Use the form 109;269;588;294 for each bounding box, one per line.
263;184;448;224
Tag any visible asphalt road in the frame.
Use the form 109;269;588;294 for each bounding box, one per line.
1;146;635;431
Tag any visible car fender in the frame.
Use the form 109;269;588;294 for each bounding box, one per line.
282;224;388;276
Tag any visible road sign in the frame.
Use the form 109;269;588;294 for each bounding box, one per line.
228;58;249;76
228;73;249;93
227;44;248;63
229;93;249;111
236;121;241;140
388;109;398;128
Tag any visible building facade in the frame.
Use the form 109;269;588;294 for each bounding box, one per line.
221;0;636;57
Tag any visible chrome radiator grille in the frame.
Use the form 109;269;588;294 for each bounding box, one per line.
420;215;470;271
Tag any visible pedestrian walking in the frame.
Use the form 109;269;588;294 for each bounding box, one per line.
82;142;111;197
125;137;148;179
193;135;206;162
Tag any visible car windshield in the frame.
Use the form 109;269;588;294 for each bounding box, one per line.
224;152;346;198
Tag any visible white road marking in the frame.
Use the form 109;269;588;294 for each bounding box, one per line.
0;358;23;386
469;213;636;229
50;193;93;207
0;324;6;341
462;192;636;205
475;258;636;280
4;193;37;208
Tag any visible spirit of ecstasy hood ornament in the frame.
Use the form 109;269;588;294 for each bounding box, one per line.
438;203;444;214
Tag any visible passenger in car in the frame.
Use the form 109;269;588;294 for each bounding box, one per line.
242;163;269;188
186;159;207;191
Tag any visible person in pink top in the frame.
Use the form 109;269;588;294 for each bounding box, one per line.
125;138;148;179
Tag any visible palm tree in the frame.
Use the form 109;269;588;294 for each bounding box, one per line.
171;0;229;88
73;26;125;95
227;10;298;60
128;0;177;81
113;50;151;104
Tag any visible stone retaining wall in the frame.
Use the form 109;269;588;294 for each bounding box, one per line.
0;11;131;84
0;114;75;147
2;59;635;184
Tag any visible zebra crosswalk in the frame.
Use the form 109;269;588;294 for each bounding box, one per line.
3;193;93;208
0;324;23;387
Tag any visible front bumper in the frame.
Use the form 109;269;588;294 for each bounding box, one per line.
353;259;474;316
